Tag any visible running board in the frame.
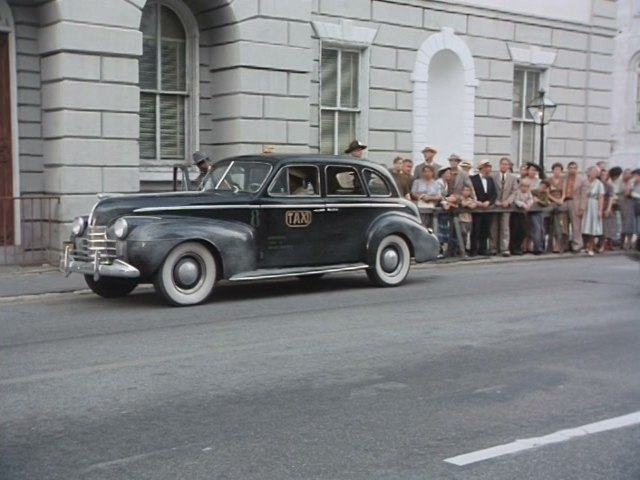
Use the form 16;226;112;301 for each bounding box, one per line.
229;263;369;282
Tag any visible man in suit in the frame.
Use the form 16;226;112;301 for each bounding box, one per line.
470;159;497;256
490;157;518;256
564;161;588;252
447;153;475;196
413;146;441;179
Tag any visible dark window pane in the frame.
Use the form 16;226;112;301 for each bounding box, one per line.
513;69;524;118
340;51;359;108
321;49;338;107
140;5;158;90
320;110;336;154
337;111;356;155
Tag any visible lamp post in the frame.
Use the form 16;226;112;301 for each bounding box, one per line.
527;89;557;179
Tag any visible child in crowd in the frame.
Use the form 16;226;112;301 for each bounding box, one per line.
529;180;550;255
508;178;534;255
449;184;476;255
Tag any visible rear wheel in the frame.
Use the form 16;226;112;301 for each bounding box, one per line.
366;234;411;287
84;275;138;298
154;242;217;306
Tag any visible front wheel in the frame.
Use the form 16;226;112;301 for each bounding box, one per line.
154;242;217;306
84;275;138;298
366;235;411;287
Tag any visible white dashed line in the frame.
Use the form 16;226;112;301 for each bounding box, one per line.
444;411;640;466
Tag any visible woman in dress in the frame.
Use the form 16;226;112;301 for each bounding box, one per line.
619;169;637;250
581;166;605;256
411;164;442;228
547;162;567;253
599;168;618;252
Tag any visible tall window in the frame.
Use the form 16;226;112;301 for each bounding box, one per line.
139;2;189;161
512;68;541;166
320;48;360;155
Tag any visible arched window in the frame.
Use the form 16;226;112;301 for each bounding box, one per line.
139;1;197;163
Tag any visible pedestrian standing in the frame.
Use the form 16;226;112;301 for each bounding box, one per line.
469;159;497;256
581;166;605;256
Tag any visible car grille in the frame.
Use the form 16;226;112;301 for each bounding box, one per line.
73;226;117;265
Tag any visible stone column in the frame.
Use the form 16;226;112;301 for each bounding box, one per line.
39;0;143;248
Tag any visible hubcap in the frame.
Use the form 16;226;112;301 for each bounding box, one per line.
381;247;400;273
173;256;202;289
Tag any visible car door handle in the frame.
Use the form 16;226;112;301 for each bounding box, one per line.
326;208;340;212
313;208;326;212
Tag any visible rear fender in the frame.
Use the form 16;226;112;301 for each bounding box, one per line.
366;212;440;265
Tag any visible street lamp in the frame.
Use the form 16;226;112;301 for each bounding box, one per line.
527;89;557;178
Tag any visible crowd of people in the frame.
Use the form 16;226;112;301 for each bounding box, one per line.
386;146;640;258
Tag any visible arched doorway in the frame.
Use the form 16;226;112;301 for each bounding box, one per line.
426;50;465;161
411;28;478;163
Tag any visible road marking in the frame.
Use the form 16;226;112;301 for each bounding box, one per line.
444;411;640;466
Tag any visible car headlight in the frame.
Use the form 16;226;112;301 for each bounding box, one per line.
113;218;129;239
72;216;87;236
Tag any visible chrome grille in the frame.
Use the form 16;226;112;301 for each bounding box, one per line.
73;226;117;264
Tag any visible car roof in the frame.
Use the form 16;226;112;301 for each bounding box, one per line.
215;154;389;171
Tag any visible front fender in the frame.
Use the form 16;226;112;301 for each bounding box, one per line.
123;217;257;280
366;212;439;264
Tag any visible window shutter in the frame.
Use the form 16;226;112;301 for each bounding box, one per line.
140;93;156;159
160;94;185;159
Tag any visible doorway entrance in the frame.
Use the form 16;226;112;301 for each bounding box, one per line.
0;32;14;246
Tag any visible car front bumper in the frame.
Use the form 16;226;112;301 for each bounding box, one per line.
60;244;140;279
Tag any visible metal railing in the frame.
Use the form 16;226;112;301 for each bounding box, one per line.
0;196;60;266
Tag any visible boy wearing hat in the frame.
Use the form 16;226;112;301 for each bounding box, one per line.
344;140;367;159
413;146;442;179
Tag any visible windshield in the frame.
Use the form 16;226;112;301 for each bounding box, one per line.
201;161;272;194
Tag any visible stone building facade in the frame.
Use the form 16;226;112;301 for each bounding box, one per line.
612;0;640;169
0;0;618;260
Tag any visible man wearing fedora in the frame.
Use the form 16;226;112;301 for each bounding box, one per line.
491;156;518;256
344;140;367;159
469;159;497;256
413;146;441;179
192;150;212;190
446;153;474;196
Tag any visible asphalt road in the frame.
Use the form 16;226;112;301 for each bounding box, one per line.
1;256;639;480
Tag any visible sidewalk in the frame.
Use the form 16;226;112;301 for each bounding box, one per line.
0;251;629;299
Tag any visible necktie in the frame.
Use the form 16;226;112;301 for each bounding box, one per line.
501;174;505;197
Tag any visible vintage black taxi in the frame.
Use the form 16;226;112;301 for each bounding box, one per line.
60;154;440;306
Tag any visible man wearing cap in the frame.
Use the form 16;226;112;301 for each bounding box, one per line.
344;140;367;159
469;159;497;256
413;146;442;179
192;150;212;190
491;157;518;256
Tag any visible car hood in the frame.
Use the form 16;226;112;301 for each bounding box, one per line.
89;191;253;226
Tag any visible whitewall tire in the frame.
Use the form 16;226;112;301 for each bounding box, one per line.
366;235;411;287
154;242;217;306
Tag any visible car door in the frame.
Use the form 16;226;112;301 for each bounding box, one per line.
322;166;401;264
256;164;329;268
